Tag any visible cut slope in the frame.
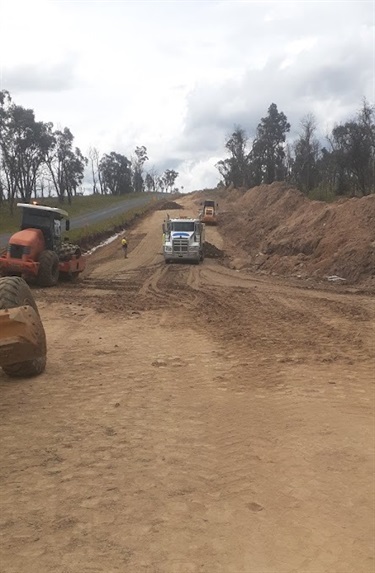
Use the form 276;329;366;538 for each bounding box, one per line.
201;183;375;284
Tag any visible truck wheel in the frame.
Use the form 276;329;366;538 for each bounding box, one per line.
0;276;40;313
38;250;60;287
0;277;47;378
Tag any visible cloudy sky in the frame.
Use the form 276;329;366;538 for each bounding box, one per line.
0;0;373;192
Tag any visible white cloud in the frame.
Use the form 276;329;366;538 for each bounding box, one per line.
0;0;74;67
0;0;373;192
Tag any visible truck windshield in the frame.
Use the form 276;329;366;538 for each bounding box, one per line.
171;222;195;232
21;211;51;230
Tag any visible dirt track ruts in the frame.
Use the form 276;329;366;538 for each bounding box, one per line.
0;196;374;573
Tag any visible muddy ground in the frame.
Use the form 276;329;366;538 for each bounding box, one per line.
0;193;374;573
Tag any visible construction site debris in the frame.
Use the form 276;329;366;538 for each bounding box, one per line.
157;201;184;210
204;242;225;259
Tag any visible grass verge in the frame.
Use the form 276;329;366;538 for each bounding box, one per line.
0;201;163;256
68;200;164;251
0;193;150;233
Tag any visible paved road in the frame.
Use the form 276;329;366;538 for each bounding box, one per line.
0;193;166;248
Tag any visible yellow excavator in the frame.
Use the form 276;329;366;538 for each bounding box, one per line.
0;276;47;378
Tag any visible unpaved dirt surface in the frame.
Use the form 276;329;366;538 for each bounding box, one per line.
1;194;374;573
208;183;375;285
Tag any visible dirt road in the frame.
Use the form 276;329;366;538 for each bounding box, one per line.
1;197;374;573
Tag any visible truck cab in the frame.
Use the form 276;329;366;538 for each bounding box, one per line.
162;217;205;264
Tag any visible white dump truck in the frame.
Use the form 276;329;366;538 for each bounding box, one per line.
162;216;205;264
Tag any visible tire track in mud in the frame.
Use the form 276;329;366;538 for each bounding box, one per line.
157;264;202;307
184;261;375;367
38;252;375;368
187;264;202;290
138;264;169;302
40;262;205;316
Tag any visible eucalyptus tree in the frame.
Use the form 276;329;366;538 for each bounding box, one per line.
0;90;53;209
292;114;321;194
45;127;87;203
329;99;375;196
132;145;149;193
249;103;290;185
99;152;133;195
216;126;249;188
162;169;179;193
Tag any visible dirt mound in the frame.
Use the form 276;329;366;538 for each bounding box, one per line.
157;201;184;210
204;242;225;259
219;183;375;285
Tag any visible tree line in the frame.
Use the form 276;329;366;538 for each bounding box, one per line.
0;90;179;212
216;100;374;198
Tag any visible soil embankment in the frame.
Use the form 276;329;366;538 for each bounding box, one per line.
194;183;375;287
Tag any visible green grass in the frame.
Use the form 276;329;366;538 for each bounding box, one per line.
67;204;153;246
0;193;150;233
307;187;337;202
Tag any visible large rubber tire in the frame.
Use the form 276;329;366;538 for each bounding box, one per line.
38;250;60;287
0;277;47;378
0;276;39;313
